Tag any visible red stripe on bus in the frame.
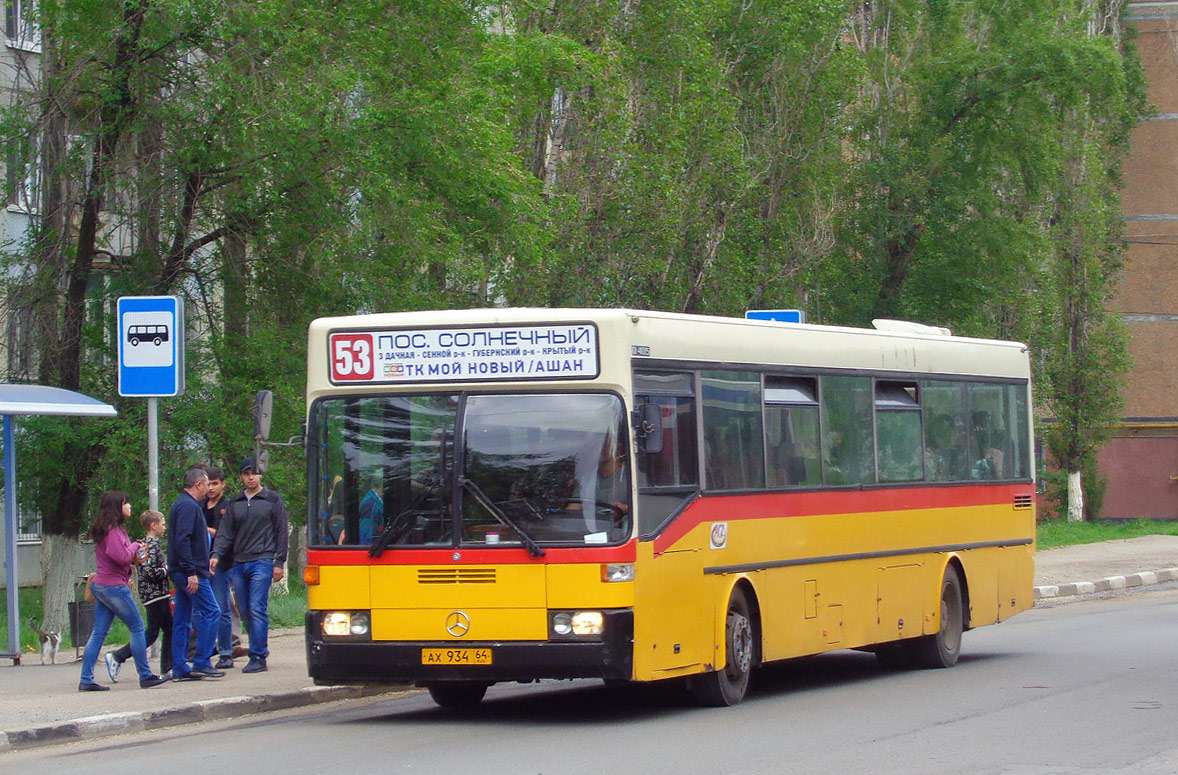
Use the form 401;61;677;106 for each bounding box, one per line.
652;483;1035;556
307;541;637;567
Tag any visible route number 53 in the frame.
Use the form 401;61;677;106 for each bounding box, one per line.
330;334;374;381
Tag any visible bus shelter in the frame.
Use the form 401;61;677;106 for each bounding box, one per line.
1;385;117;664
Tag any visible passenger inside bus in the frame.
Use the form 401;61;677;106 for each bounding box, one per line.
568;434;630;537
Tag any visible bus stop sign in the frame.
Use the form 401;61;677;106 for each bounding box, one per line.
745;309;807;324
117;296;185;397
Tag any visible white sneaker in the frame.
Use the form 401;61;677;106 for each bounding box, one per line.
105;652;122;683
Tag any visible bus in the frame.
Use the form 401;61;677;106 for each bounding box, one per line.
302;308;1035;707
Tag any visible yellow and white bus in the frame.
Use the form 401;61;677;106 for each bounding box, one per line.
303;308;1035;707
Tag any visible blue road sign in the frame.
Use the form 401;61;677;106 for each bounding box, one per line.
117;296;185;397
745;309;807;324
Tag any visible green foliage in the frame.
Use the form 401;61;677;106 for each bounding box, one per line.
1037;456;1109;521
0;0;1147;541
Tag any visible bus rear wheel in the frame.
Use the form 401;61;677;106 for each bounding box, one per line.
691;589;755;707
910;565;965;669
427;682;488;709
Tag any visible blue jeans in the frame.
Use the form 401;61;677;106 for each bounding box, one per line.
209;568;234;658
171;574;219;674
80;583;154;683
231;559;273;660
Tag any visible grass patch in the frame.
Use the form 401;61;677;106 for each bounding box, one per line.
269;578;308;629
1036;519;1178;550
0;587;130;654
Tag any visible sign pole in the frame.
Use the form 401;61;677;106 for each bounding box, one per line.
147;397;159;512
117;296;184;512
3;415;19;662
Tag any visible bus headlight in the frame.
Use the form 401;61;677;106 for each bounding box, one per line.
322;611;371;639
601;563;634;582
549;610;604;640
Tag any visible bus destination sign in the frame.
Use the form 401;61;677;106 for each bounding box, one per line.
329;323;599;384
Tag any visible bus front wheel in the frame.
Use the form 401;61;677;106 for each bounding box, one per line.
427;682;488;709
691;589;755;707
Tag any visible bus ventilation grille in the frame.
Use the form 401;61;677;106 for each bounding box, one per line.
1013;494;1034;510
418;568;497;585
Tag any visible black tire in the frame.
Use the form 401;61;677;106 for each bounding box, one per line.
691;589;755;706
427;682;488;709
153;337;162;346
130;337;139;346
908;565;965;669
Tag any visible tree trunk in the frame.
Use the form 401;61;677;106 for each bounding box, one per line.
1066;469;1084;522
40;534;89;642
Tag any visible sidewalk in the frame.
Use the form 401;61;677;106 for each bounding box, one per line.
0;627;409;752
3;536;1177;752
1032;534;1178;599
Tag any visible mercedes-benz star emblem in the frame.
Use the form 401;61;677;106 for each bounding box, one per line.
445;611;471;637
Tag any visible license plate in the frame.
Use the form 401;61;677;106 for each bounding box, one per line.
421;648;493;666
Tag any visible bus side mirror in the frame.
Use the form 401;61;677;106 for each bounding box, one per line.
254;390;273;441
634;403;664;454
252;448;270;476
253;391;273;475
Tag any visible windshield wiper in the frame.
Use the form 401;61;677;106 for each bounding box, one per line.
459;477;546;558
368;507;413;558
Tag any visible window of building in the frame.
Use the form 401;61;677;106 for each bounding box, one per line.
5;0;40;51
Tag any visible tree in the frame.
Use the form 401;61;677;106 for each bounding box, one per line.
1;0;551;633
1036;3;1143;521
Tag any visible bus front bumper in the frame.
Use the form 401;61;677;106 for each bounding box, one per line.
305;610;634;684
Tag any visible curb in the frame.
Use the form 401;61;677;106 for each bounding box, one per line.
1033;567;1178;600
0;684;407;753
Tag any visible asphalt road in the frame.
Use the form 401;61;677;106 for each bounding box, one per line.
11;585;1178;774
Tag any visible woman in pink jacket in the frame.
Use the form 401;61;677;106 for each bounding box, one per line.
78;491;170;691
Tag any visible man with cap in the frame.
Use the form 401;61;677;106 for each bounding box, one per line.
211;456;289;673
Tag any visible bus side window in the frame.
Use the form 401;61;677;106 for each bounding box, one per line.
633;370;699;535
702;370;765;491
820;375;875;486
765;376;821;487
875;381;923;483
921;381;970;481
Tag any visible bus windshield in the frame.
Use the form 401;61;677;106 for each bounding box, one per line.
312;393;631;549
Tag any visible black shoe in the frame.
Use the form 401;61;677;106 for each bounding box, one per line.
172;671;205;682
242;659;268;674
190;667;225;678
78;681;110;692
214;657;234;670
140;674;171;689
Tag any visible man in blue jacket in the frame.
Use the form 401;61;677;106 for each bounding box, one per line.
211;457;289;673
168;466;224;680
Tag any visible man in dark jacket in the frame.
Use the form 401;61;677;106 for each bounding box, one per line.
203;465;238;668
211;456;289;673
168;466;224;680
